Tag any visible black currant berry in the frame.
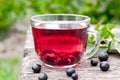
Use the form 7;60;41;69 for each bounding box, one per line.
91;58;98;66
98;52;109;62
100;40;107;44
71;73;78;80
100;61;110;71
32;64;41;73
66;68;76;76
38;73;48;80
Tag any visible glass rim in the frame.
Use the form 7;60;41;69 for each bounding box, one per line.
31;14;90;24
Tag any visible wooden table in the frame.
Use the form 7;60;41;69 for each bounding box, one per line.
20;26;120;80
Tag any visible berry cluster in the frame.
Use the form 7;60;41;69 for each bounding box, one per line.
31;51;110;80
66;68;78;80
32;64;78;80
91;52;110;71
32;64;48;80
41;50;80;66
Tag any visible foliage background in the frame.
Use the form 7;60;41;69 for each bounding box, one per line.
0;0;120;32
0;0;120;80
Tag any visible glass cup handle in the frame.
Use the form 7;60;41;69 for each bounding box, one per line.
83;30;100;59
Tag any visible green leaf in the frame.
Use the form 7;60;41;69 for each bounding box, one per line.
95;23;115;40
107;30;115;40
89;22;117;58
100;24;115;39
95;19;104;31
111;39;120;53
108;41;112;50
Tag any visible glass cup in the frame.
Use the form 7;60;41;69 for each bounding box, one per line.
31;14;100;68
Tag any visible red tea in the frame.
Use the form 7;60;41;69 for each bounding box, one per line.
32;26;88;67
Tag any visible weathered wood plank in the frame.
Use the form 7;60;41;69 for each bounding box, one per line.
20;26;120;80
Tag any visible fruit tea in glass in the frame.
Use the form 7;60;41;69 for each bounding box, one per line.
31;14;100;68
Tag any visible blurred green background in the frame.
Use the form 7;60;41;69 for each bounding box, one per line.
1;0;120;32
0;0;120;80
